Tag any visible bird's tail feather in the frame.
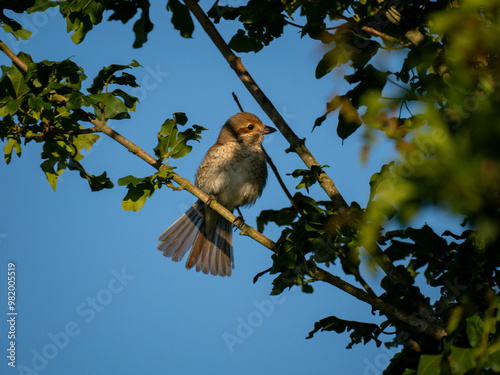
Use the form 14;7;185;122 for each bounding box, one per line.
157;200;234;277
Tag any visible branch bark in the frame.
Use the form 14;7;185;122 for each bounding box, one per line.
0;40;28;71
315;268;447;341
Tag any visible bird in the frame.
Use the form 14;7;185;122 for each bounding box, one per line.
157;112;277;277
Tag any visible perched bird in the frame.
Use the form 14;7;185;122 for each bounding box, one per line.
157;112;276;277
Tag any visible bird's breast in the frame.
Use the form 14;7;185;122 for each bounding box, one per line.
195;142;268;210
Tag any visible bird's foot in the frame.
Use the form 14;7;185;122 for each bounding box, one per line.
233;207;245;230
233;215;245;230
205;195;217;206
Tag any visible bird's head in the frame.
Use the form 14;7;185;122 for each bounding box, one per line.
217;112;277;145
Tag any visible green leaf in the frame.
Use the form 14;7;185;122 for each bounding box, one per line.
3;138;21;164
167;0;194;38
486;343;500;372
63;0;106;44
316;46;349;79
301;284;314;293
270;270;297;295
448;346;478;375
40;158;67;191
121;180;154;211
416;354;442;375
229;29;263;53
88;61;140;95
256;207;299;232
154;114;206;161
67;159;113;192
337;101;362;141
131;4;154;48
207;2;240;23
1;65;30;101
368;162;394;203
92;92;135;120
289;165;329;192
29;0;66;13
306;316;382;349
118;175;145;187
0;16;32;41
253;267;271;284
118;169;174;212
466;315;483;348
70;133;100;161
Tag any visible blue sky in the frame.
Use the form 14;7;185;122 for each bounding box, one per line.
0;2;463;374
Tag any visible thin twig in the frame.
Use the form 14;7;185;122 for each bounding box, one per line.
262;147;303;214
25;127;101;137
285;19;341;30
361;26;400;43
232;92;244;112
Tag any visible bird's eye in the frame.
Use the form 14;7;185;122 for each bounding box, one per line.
247;124;254;130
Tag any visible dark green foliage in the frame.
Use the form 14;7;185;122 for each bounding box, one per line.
118;168;174;211
107;0;153;48
307;316;383;349
0;54;139;190
117;112;205;211
208;0;287;53
2;0;154;47
153;112;206;162
289;165;329;192
166;0;194;38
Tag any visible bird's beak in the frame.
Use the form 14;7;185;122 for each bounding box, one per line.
262;125;277;135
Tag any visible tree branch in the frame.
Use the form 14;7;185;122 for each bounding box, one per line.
96;115;436;339
314;267;447;341
86;114;277;250
361;26;401;44
0;40;28;72
25;127;101;137
183;0;348;210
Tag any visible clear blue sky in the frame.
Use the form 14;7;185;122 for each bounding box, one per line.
0;2;461;375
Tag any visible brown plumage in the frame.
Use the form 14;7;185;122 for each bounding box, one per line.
157;113;276;277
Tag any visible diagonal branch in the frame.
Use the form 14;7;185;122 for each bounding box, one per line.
0;40;27;71
85;112;276;251
183;0;348;210
314;268;447;341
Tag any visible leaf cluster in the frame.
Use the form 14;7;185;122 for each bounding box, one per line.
117;113;206;212
0;53;139;191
